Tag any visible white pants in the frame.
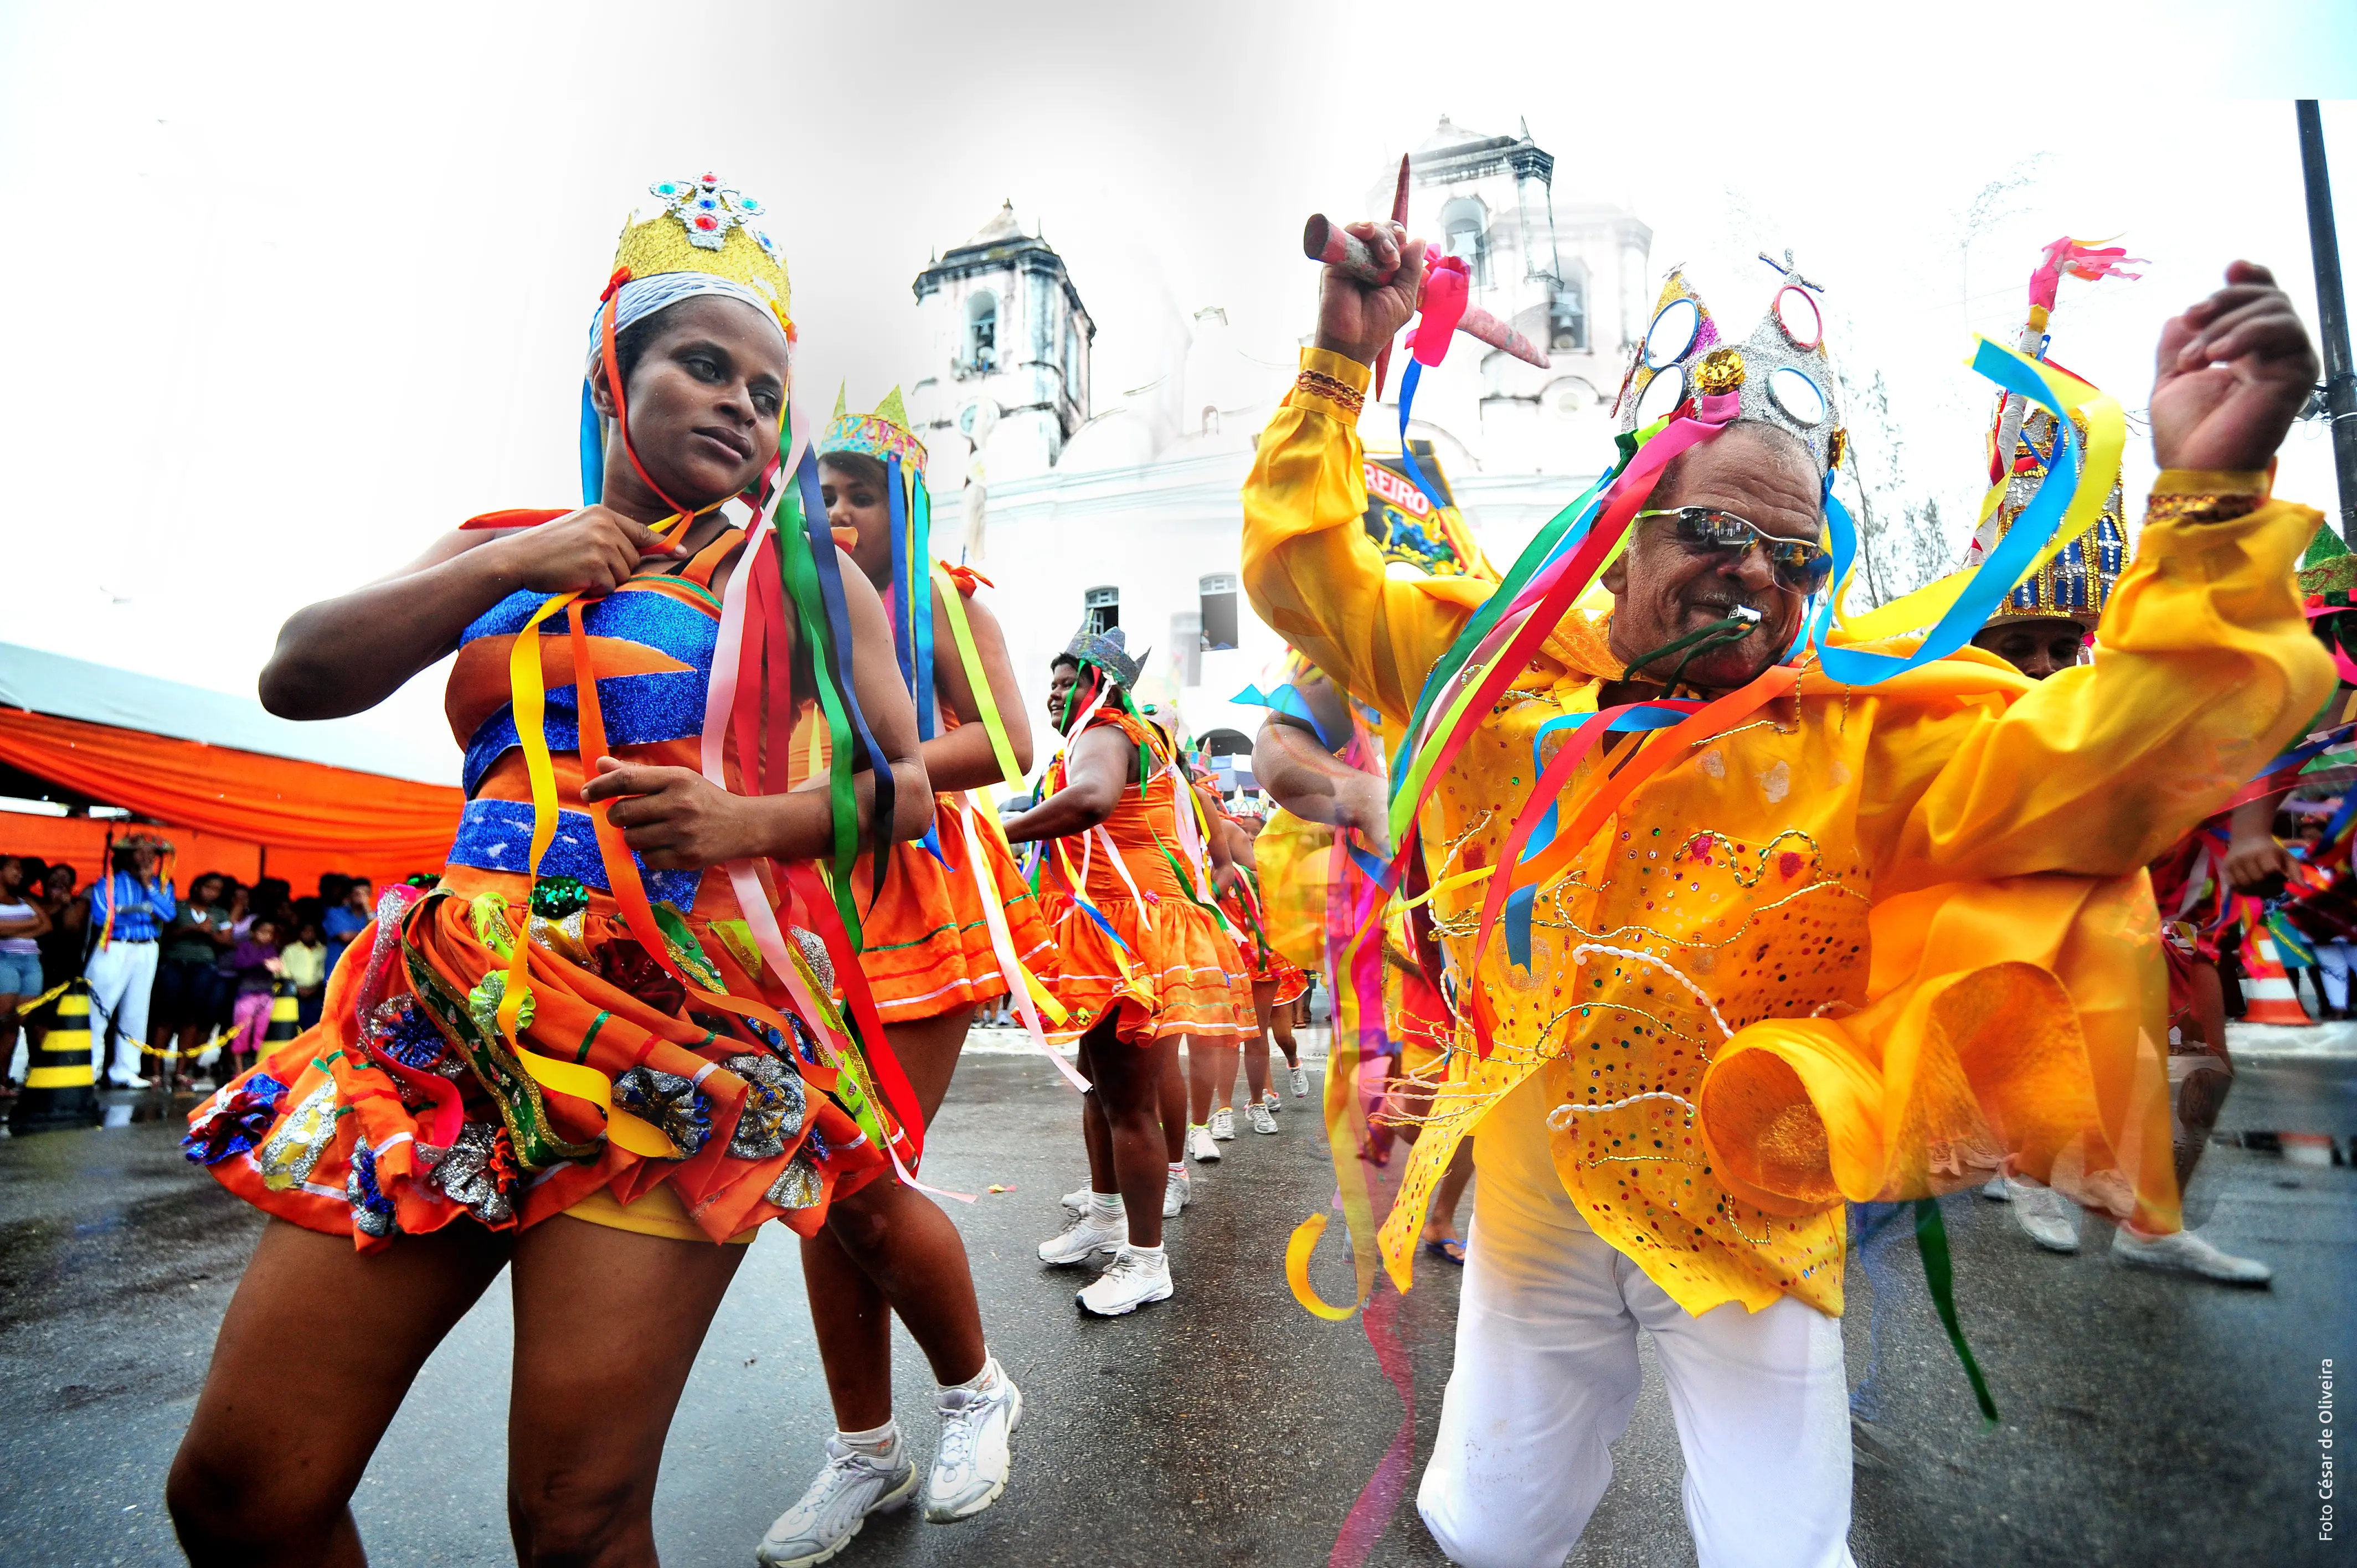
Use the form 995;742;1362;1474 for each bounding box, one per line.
1417;1134;1856;1568
82;940;157;1082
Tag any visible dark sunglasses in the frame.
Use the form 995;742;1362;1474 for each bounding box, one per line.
1634;507;1834;594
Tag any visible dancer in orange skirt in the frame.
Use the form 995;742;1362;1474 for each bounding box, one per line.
747;393;1047;1565
1003;628;1235;1313
165;174;936;1568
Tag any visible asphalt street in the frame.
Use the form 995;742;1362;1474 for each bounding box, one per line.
1;1033;2348;1568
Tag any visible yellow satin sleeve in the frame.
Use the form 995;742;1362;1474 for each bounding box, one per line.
1241;348;1496;730
1843;492;2334;894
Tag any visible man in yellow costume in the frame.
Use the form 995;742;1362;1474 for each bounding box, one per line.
1242;216;2329;1568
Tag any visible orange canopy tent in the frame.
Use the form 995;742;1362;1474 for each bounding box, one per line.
0;644;462;893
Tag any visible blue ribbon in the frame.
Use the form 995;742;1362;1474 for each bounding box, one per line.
1810;341;2085;686
1233;681;1349;752
911;472;936;741
578;384;605;506
793;451;897;901
1394;359;1451;514
1502;702;1694;967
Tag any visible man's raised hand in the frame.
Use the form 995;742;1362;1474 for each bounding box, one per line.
1314;220;1428;369
2151;261;2320;476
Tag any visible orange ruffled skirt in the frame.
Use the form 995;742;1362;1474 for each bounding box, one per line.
1037;888;1239;1045
181;882;892;1251
854;794;1054;1024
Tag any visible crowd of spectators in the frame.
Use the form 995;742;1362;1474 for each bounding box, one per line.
0;845;387;1097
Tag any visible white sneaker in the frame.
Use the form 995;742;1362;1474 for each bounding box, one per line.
2112;1224;2273;1284
1187;1123;1221;1163
2003;1175;2081;1252
1290;1064;1309;1099
1209;1106;1237;1141
110;1074;151;1090
1980;1174;2012;1202
756;1436;917;1566
1060;1186;1089;1215
925;1365;1022;1522
1248;1101;1279;1136
1163;1169;1191;1219
1262;1090;1283;1116
1076;1246;1173;1316
1037;1205;1126;1265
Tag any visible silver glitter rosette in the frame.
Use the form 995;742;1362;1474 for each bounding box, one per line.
527;906;591;968
426;1122;516;1226
765;1154;823;1210
346;1142;401;1238
721;1052;807;1160
613;1065;712;1158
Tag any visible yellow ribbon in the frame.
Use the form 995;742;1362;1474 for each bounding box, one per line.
934;564;1027;792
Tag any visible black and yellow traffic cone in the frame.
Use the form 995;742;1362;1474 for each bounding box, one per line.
10;980;100;1133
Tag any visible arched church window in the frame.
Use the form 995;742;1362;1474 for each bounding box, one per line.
1201;405;1220;435
1439;197;1488;287
1083;584;1119;634
1551;276;1587;352
1198;573;1238;651
966;291;998;373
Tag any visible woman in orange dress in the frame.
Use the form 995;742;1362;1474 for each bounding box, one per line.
164;175;932;1568
748;395;1047;1555
1002;629;1236;1314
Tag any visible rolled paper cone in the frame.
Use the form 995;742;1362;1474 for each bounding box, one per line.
1303;214;1400;286
1458;306;1552;369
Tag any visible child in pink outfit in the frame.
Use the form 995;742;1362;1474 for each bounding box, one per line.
223;919;284;1074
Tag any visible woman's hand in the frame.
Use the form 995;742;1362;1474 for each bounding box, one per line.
480;507;688;598
1314;220;1427;368
2152;261;2320;476
580;757;756;869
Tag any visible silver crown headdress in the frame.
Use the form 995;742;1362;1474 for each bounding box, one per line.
1610;254;1847;479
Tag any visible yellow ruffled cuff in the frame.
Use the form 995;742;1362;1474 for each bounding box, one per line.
2152;467;2270;497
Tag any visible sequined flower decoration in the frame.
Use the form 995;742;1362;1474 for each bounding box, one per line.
426;1122;519;1227
347;1141;400;1239
789;926;835;994
614;1065;712;1159
1694;347;1746;396
363;997;450;1073
722;1053;807;1160
467;970;533;1036
180;1073;290;1166
765;1154;824;1210
531;876;590;920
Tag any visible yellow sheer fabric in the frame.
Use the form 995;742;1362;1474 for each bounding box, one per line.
1243;347;2333;1316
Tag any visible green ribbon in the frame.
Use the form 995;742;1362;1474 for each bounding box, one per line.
1914;1197;2000;1425
770;483;864;942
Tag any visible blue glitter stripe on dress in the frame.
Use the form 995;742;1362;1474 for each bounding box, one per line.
460;667;711;797
444;798;701;910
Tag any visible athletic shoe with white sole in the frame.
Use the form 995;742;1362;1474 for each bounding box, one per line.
1248;1101;1279;1135
1209;1106;1237;1141
1037;1206;1126;1265
1187;1123;1221;1163
1163;1169;1191;1218
1979;1174;2011;1202
1060;1186;1090;1215
1262;1090;1283;1116
756;1437;918;1567
1290;1065;1310;1099
1076;1245;1174;1316
2001;1174;2080;1252
925;1366;1023;1522
2112;1224;2273;1284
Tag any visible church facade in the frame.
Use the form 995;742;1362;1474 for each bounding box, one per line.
903;119;1655;789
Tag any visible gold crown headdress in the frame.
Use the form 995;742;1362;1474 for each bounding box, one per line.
582;174;793;507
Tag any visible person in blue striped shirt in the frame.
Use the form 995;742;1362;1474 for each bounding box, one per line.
84;834;176;1087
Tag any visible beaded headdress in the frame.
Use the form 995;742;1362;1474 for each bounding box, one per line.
1962;238;2143;631
1610;259;1846;482
1064;625;1145;690
820;386;928;479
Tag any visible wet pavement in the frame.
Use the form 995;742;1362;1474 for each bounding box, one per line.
0;1037;2349;1567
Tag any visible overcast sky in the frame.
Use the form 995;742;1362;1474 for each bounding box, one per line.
2;2;2354;776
